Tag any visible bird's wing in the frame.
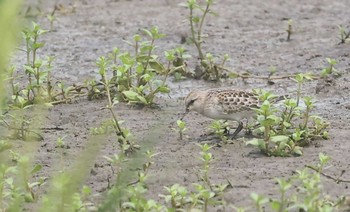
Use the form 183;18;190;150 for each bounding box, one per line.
214;89;259;114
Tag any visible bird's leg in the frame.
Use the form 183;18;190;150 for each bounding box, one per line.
231;121;243;139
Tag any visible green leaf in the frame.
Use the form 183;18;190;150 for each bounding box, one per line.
192;16;200;23
250;193;269;205
283;121;292;128
164;50;175;61
246;138;263;146
293;146;303;155
149;61;165;74
142;28;153;38
276;178;292;191
136;95;148;105
156;86;170;93
24;65;35;75
270;200;281;210
33;42;45;50
326;58;337;65
133;34;141;42
122;90;138;100
30;164;42;174
318;152;330;165
270;135;289;143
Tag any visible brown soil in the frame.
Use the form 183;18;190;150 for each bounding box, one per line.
14;0;350;210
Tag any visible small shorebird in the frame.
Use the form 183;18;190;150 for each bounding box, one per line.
183;88;260;138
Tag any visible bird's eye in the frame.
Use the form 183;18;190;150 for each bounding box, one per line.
186;98;196;109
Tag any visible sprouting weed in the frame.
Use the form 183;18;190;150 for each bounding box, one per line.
209;120;230;144
96;56;138;154
247;86;328;156
338;25;350;44
180;0;229;81
321;58;341;78
172;119;187;140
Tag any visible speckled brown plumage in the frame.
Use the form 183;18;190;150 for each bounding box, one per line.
184;88;261;138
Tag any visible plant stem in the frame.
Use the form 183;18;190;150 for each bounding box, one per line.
264;125;270;154
197;3;210;50
204;199;208;212
279;191;285;212
296;82;301;106
31;35;38;99
102;74;126;140
189;6;203;60
302;107;310;130
138;39;155;87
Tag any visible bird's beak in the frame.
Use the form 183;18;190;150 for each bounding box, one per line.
180;108;189;120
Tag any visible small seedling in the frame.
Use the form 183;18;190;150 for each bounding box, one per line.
251;193;269;212
181;0;214;61
338;25;350;44
197;143;213;188
96;56;138;154
47;5;58;32
286;19;293;41
321;58;340;78
181;0;229;81
172;120;187;140
165;46;192;80
209;120;229;144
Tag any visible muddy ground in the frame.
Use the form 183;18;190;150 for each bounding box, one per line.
14;0;350;210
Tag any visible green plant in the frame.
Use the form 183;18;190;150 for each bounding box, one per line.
247;82;328;156
21;22;50;103
162;183;189;209
40;173;94;211
165;46;192;81
321;58;340;78
197;143;213;188
172;120;187;140
247;98;299;156
181;0;229;81
248;153;342;211
209;120;230;144
182;0;213;61
47;14;56;32
0;3;24;210
0;155;45;210
96;56;138;154
160;144;228;211
119;27;170;106
338;25;350;44
46;5;57;32
201;53;229;81
115;151;164;211
7;22;85;108
0;111;42;141
250;193;269;212
90;27;172;106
